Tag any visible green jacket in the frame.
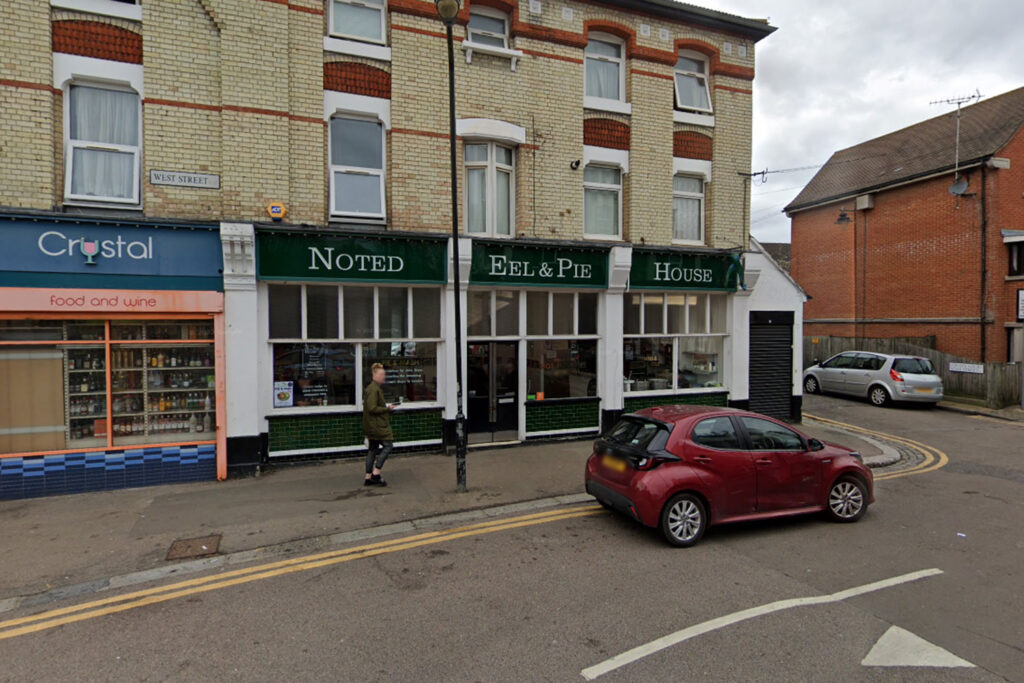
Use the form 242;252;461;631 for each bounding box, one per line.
362;381;393;440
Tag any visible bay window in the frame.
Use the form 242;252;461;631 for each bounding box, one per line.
465;142;514;236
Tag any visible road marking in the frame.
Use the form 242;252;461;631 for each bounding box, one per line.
580;568;944;680
968;414;1024;428
862;625;975;668
0;505;603;642
803;413;949;480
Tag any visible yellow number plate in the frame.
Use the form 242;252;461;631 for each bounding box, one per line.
915;387;933;393
602;455;627;472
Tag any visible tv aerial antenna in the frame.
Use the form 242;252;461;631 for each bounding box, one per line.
930;89;982;198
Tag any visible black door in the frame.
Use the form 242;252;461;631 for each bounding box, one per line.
467;342;518;443
748;311;795;421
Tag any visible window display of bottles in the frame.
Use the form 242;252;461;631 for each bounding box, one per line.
147;347;213;369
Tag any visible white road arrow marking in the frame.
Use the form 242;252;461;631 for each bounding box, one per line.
862;625;975;668
581;568;943;680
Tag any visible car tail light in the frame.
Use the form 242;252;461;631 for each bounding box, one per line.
889;368;904;382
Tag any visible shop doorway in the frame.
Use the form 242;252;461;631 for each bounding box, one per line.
467;341;518;443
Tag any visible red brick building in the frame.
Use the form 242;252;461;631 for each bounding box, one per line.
787;87;1024;363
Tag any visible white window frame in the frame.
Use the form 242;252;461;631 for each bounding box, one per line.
329;115;387;221
464;141;516;238
584;33;626;106
674;50;713;114
329;0;387;46
583;163;622;241
467;6;508;48
63;81;142;206
673;174;705;245
622;292;728;394
51;0;142;21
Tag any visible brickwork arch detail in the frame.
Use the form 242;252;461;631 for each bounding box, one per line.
324;62;391;99
52;20;142;64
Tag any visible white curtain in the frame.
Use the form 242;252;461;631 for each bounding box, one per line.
673;196;701;241
334;172;382;214
466;168;486;233
585;188;618;235
69;86;138;199
675;73;709;109
586;58;620;99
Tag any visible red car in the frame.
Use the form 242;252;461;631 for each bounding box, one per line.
585;405;874;547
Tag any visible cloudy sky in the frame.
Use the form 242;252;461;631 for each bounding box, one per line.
699;0;1024;243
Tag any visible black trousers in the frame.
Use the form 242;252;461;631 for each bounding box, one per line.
366;440;392;474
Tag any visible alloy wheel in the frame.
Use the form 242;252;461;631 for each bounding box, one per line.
667;498;703;542
829;481;864;519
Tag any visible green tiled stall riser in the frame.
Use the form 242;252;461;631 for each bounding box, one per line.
624;392;728;413
525;400;600;433
268;410;443;452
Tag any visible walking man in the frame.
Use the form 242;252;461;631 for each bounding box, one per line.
363;363;394;486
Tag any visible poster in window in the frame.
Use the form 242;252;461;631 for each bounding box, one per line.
274;381;294;408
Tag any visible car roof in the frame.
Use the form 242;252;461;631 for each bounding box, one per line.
630;404;741;425
832;351;932;361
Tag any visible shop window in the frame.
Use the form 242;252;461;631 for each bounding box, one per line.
363;342;438;403
330;116;386;219
526;291;548;336
0;320;216;456
465;142;514;237
577;293;598;335
495;290;519;336
525;291;600;337
526;339;597;399
1009;242;1023;276
675;51;712;113
330;0;386;44
467;7;509;48
268;285;443;408
552;293;574;335
673;175;704;243
623;292;727;392
583;165;621;238
65;84;140;205
585;35;624;102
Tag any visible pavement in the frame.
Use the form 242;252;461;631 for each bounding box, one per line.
0;417;899;608
937;397;1024;422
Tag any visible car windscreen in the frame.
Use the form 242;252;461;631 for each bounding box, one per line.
605;417;669;450
893;358;935;374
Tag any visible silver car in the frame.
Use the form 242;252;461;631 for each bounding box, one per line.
803;351;943;407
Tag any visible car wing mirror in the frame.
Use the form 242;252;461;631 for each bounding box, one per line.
807;438;825;452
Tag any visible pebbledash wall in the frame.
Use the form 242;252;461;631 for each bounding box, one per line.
0;215;226;500
1;1;782;483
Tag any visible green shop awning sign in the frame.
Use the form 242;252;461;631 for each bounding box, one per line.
629;250;740;291
470;241;609;288
257;232;447;283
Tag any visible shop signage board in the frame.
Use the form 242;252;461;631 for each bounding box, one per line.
469;241;609;288
629;250;740;291
257;232;447;284
0;219;223;291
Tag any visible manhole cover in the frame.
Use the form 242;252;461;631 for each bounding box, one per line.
166;534;222;561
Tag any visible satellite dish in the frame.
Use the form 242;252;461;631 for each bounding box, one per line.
949;177;969;196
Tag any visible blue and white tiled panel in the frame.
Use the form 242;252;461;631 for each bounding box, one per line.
0;445;216;500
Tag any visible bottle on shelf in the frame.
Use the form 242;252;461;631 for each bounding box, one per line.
203;413;212;432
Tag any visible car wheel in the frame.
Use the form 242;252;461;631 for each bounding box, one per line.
826;476;868;523
869;385;890;407
804;376;820;394
660;493;707;547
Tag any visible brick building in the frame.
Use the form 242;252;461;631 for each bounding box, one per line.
1;0;790;499
788;87;1024;365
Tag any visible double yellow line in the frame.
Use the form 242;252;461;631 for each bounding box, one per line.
804;413;949;480
0;504;603;642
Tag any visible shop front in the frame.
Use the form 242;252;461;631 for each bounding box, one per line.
255;230;450;458
620;248;740;414
467;240;610;442
0;215;225;500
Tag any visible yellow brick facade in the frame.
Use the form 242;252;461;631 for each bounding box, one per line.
0;0;766;249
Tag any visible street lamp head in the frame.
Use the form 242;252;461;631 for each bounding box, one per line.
435;0;461;25
835;209;853;225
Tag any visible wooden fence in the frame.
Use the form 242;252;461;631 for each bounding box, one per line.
803;336;1022;409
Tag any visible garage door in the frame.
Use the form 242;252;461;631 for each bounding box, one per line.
749;311;794;421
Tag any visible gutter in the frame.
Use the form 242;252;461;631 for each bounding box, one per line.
595;0;776;41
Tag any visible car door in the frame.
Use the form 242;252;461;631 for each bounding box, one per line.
844;353;878;396
683;416;757;518
817;353;853;392
738;416;821;511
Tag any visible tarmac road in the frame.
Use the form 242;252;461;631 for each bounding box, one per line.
1;394;1022;681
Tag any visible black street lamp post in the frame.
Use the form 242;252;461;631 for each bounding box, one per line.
435;0;467;492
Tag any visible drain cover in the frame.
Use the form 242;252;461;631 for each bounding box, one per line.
166;534;222;561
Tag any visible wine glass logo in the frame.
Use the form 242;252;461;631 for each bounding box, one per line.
80;239;99;265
